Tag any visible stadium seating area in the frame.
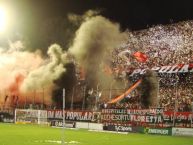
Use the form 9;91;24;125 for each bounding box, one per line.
107;22;193;111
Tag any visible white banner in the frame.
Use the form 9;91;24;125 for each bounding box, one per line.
130;64;193;76
172;128;193;136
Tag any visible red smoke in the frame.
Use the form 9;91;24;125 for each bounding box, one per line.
7;74;24;106
5;73;52;106
8;73;25;96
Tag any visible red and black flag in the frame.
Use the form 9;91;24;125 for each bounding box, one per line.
133;51;148;63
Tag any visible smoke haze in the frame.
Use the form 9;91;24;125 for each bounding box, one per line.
20;44;66;92
1;11;180;108
69;16;127;89
140;69;159;108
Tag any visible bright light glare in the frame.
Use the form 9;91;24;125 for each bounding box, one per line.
0;7;7;32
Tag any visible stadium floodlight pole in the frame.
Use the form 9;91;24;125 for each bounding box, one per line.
62;88;65;145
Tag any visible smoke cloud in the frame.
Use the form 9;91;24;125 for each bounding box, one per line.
20;44;67;92
0;12;129;107
0;41;44;104
69;16;127;89
140;69;159;108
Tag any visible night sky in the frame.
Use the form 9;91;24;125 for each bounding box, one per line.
2;0;193;50
14;0;193;30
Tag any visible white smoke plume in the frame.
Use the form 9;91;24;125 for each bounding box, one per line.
20;44;67;92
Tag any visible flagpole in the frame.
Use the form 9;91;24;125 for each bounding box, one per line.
42;87;44;109
109;81;113;101
25;95;27;109
33;89;36;109
82;85;86;111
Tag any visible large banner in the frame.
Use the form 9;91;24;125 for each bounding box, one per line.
101;108;163;124
101;109;193;127
163;111;193;127
130;64;193;76
47;110;100;123
14;109;193;128
163;111;192;123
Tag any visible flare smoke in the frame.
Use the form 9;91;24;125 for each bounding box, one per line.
140;69;159;108
69;16;127;88
20;44;67;92
0;41;43;104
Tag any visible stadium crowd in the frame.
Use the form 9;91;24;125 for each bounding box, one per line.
107;21;193;112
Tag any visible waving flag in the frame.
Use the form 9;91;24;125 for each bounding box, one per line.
133;51;148;62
